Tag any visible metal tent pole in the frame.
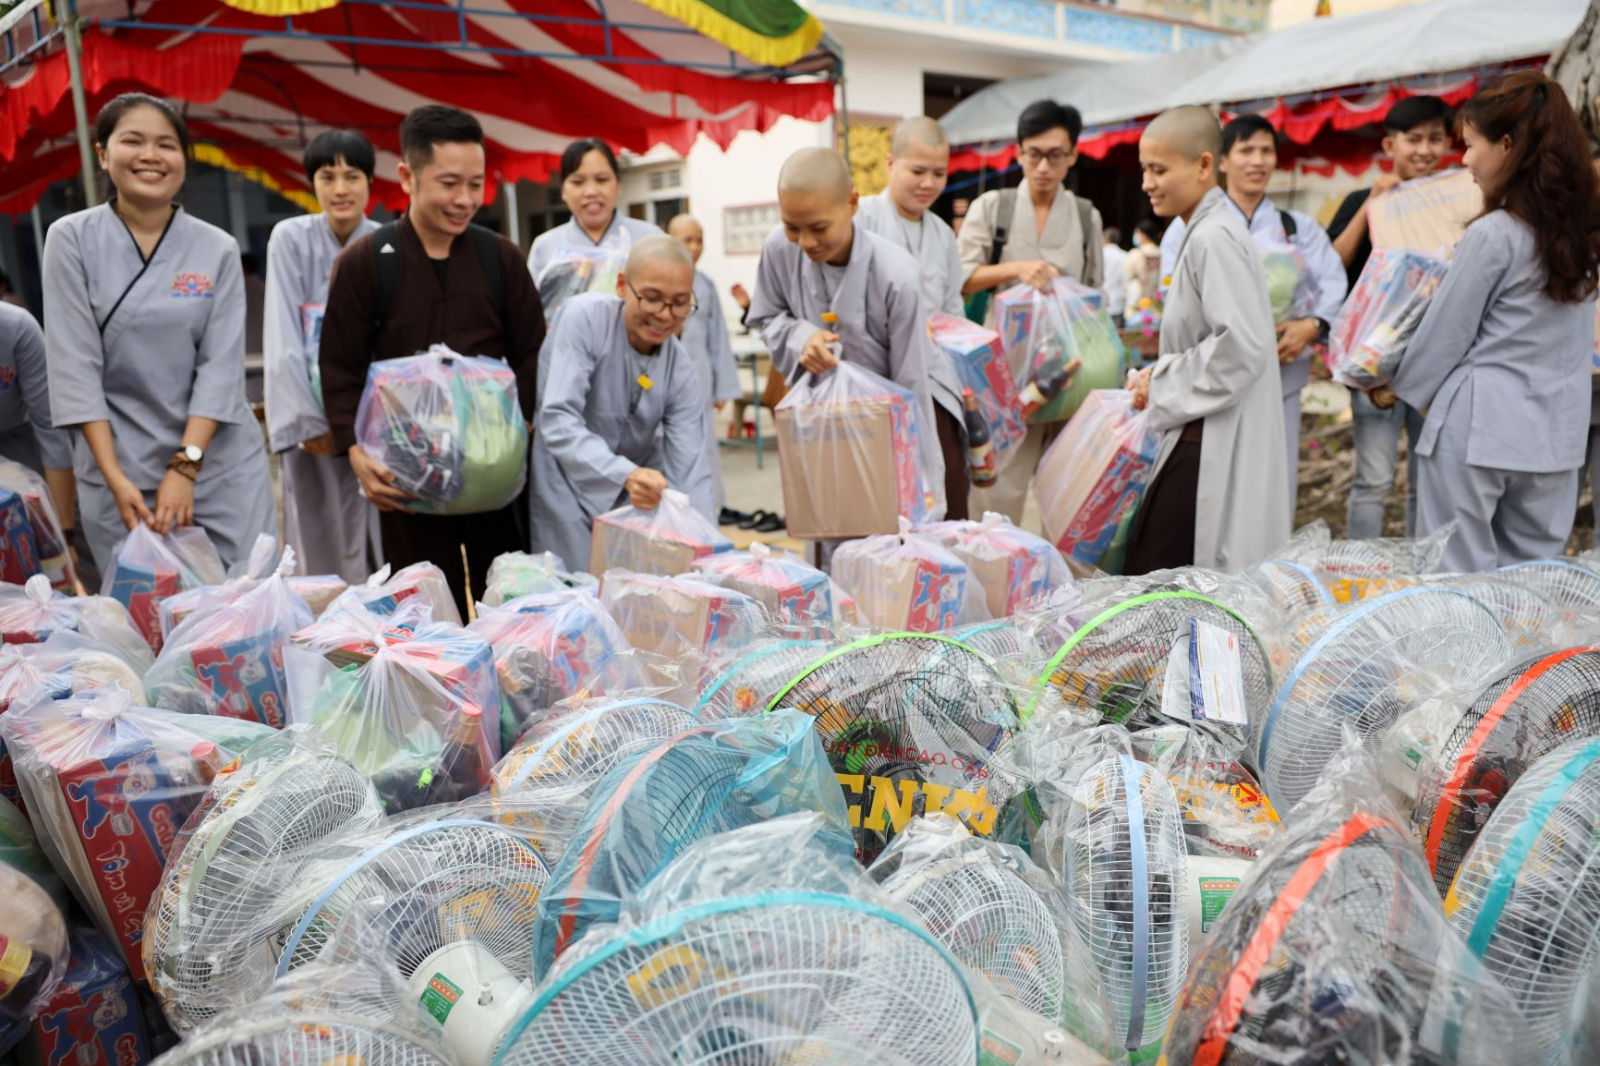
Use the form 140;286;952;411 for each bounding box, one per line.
503;173;521;248
62;0;98;207
29;203;45;264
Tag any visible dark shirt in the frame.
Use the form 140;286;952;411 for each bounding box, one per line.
1326;187;1373;296
319;215;545;454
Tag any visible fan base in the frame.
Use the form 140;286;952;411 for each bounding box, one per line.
405;941;534;1066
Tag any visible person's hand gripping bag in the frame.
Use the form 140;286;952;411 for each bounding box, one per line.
354;344;528;516
1327;247;1449;392
996;279;1130;425
99;526;226;654
590;489;733;577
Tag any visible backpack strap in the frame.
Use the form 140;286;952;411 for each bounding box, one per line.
1281;209;1299;242
369;220;402;355
989;187;1018;266
1076;194;1096;269
466;223;509;348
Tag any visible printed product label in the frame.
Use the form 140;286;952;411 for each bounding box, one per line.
0;933;31;997
420;971;463;1026
1199;876;1242;933
978;1029;1024;1066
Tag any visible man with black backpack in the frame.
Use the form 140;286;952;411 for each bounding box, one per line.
319;105;545;616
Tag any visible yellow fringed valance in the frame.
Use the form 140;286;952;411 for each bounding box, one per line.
193;143;321;214
217;0;341;17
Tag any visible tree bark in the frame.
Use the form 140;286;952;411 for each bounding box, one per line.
1548;0;1600;146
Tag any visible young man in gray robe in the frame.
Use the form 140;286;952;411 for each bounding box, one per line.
530;235;714;572
1126;106;1289;574
665;214;742;520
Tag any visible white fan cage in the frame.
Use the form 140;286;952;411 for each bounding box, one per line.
1496;560;1600;616
491;697;696;795
695;641;830;720
150;1013;455;1066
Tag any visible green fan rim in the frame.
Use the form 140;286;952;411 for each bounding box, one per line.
762;631;1016;723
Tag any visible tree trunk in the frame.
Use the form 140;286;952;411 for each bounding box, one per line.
1548;0;1600;146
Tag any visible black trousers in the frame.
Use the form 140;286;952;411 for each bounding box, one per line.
1123;424;1203;576
379;504;524;620
936;406;970;522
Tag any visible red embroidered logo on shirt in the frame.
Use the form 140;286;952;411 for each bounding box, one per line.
0;367;14;391
171;273;213;298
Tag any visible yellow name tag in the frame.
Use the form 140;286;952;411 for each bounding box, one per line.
637;373;654;391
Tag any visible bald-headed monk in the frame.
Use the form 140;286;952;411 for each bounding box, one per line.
1124;105;1288;574
858;117;964;318
530;232;714;570
666;214;742;519
747;146;953;529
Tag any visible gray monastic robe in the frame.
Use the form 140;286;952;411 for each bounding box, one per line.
528;213;662;279
530;292;713;571
264;212;381;582
679;268;742;511
43;204;275;570
856;190;965;318
1146;187;1289;572
746;225;947;510
0;303;69;473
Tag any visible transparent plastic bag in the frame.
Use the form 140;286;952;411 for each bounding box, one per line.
1328;246;1449;390
100;525;226;653
354;345;528;516
16;927;152;1066
143;562;313;728
1314;522;1454;603
326;561;461;627
0;458;74;593
588;488;733;577
468;589;636;751
1034;390;1158;575
0;685;274;980
830;517;990;632
1253;234;1318;327
928;311;1026;469
0;794;69;910
535;245;624;324
287;603;499;812
0;863;68;1054
774;360;942;539
995;279;1130;425
690;542;856;627
597;569;764;673
482;550;598;608
0;575;151;671
1131;724;1280;861
916;511;1074;619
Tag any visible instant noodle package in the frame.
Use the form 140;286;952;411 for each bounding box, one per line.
0;459;74;593
829;518;989;633
589;490;733;577
99;526;226;653
995;279;1129;425
0;576;151;673
15;927;151;1066
1327;247;1448;391
691;542;855;627
1034;390;1159;574
354;345;528;516
915;512;1072;618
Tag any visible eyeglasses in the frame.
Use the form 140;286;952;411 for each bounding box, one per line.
628;281;698;320
1020;148;1073;168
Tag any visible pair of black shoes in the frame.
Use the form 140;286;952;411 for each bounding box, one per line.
720;507;785;533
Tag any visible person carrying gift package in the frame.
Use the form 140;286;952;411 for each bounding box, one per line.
318;106;545;619
957;99;1103;524
1159;114;1348;506
1390;73;1600;572
664;214;743;524
855;115;972;521
746;146;948;539
530;235;714;572
43;93;276;572
263;130;382;584
1125;106;1289;575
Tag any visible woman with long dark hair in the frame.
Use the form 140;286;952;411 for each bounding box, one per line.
42;92;274;570
1391;71;1600;571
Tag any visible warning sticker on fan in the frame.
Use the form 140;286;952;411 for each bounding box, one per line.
1160;619;1248;726
1198;876;1242;933
420;972;463;1025
978;1030;1024;1066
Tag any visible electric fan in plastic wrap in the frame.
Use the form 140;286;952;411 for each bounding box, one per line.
1132;725;1281;861
1161;744;1530;1066
492;814;985;1066
1399;647;1600;897
764;632;1025;863
1495;559;1600;620
1439;572;1572;653
529;709;849;980
1031;590;1273;754
1056;752;1188;1057
1242;559;1334;614
1444;734;1600;1065
951;620;1048;684
693;638;833;720
144;728;386;1032
1313;528;1451;603
1256;587;1509;816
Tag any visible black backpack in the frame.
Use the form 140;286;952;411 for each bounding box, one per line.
367;221;511;356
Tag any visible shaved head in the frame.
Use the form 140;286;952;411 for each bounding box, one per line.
626;233;696;275
890;116;948;158
666;213;701;240
1143;105;1222;163
778;147;853;203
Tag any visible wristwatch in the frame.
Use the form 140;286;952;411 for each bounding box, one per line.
182;444;204;464
167;444;205;481
1314;317;1331;345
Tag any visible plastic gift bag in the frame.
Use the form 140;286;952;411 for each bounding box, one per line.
599;569;764;662
915;512;1073;619
1034;390;1159;574
690;542;855;627
0;796;69;910
0;460;74;593
326;561;461;627
588;489;733;577
354;345;528;516
16;927;152;1066
1327;247;1448;390
928;312;1026;469
100;526;225;653
0;686;274;980
830;517;989;632
0;863;68;1055
468;590;635;751
774;361;942;539
1253;235;1318;327
287;603;499;812
0;576;151;670
143;559;313;728
995;279;1130;425
482;551;598;608
535;245;624;324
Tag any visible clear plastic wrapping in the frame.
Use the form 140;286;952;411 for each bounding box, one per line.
0;458;74;592
0;575;152;674
287;603;499;812
535;245;624;323
100;525;226;652
17;927;151;1066
774;360;942;539
694;636;835;720
1313;523;1454;603
1034;390;1159;575
1253;235;1318;327
481;550;598;608
689;542;855;628
1327;246;1449;391
916;511;1073;619
0;793;68;909
158;535;326;637
0;863;68;1054
588;488;733;577
597;569;764;664
1132;724;1281;861
928;311;1026;469
830;516;990;632
326;561;462;627
995;279;1130;425
0;686;274;979
354;345;528;516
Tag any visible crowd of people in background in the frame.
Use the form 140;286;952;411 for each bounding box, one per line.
2;67;1599;614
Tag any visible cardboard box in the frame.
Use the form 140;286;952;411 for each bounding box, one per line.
776;398;929;540
23;928;150;1066
844;554;969;633
929;314;1026;458
1035;393;1156;574
1368;169;1481;254
191;634;291;729
606;575;758;656
108;564;181;653
954;536;1057;618
720;566;834;624
589;515;728;577
0;488;39;586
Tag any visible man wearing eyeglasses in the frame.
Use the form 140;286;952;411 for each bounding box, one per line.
530;234;714;571
957;98;1105;525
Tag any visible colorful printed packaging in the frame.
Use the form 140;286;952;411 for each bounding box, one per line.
830;519;989;633
100;527;226;653
22;927;151;1066
996;280;1130;425
589;490;733;577
691;543;852;627
1327;247;1448;390
324;561;462;627
927;312;1025;468
0;459;74;593
0;578;151;679
535;246;624;324
916;512;1072;618
599;571;763;660
1034;390;1159;574
0;488;38;587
